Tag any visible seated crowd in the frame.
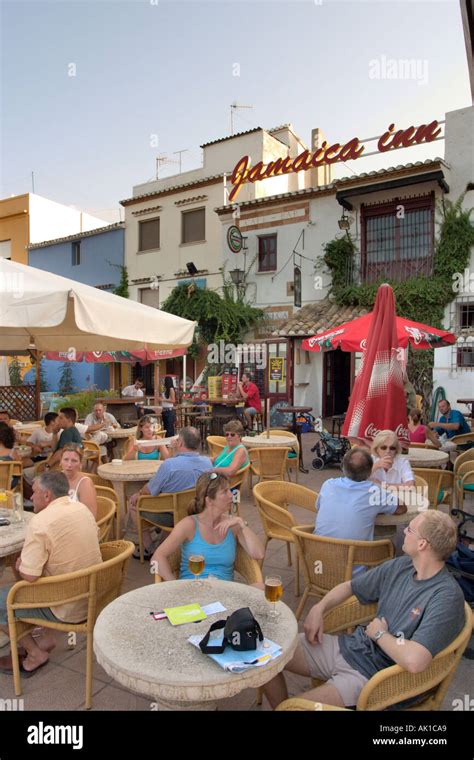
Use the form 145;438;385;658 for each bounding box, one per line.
0;400;470;710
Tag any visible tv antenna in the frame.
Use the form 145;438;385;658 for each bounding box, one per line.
230;102;253;135
155;153;179;179
173;149;189;173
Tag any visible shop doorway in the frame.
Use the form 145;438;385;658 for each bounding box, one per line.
323;349;351;417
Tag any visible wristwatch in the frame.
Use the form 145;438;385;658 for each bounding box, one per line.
374;629;387;642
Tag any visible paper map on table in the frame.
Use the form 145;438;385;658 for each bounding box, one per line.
188;634;282;672
164;604;207;625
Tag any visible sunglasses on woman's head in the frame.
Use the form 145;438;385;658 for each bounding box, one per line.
204;471;218;500
379;445;397;451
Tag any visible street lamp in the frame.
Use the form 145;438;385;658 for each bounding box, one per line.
338;210;351;230
229;268;245;286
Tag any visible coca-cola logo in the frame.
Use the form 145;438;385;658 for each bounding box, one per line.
364;422;410;440
308;328;344;349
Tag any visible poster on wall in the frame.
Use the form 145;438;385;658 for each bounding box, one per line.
269;357;285;382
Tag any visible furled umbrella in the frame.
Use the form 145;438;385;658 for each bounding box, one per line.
340;284;409;445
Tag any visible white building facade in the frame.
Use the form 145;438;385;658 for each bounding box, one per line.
216;106;474;418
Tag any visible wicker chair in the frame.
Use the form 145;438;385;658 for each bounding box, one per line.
153;542;263;586
269;429;300;482
253;481;318;595
84;471;113;489
82;440;100;472
454;462;474;509
453;447;474;479
7;539;134;710
0;461;15;490
412;468;453;510
228;463;251;514
136;488;196;563
291;527;394;620
280;598;473;711
206;436;226;459
248;447;290;487
450;432;474;449
95;494;117;542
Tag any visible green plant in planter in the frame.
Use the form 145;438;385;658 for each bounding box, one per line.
60;389;118;419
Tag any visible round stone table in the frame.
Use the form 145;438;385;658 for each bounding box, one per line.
106;426;137;458
405;448;449;468
97;460;161;539
0;509;33;578
374;486;428;539
94;579;298;710
242;434;296;449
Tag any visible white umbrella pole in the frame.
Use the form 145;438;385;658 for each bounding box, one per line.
183;353;187;399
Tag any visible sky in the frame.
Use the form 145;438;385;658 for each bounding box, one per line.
0;0;471;220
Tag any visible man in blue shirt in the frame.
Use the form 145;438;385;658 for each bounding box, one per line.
315;448;405;573
128;427;212;557
428;399;472;451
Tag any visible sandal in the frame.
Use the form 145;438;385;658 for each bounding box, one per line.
132;545;155;560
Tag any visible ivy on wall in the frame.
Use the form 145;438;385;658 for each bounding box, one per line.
322;192;474;403
161;284;264;359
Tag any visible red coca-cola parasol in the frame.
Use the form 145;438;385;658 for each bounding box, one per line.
301;314;455;353
340;284;409;445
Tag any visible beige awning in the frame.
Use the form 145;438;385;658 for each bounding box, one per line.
0;259;196;352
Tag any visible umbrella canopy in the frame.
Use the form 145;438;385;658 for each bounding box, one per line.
301;313;455;353
44;349;187;363
341;284;409;444
0;259;196;352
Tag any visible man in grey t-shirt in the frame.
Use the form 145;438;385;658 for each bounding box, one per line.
264;510;465;709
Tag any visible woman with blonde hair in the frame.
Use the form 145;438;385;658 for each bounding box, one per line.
152;471;264;582
212;419;249;477
371;430;415;487
123;415;169;462
60;444;97;518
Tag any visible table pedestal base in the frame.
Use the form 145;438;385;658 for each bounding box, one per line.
153;698;218;711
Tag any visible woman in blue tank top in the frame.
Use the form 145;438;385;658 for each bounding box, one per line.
212;420;249;477
153;472;264;583
123;415;169;462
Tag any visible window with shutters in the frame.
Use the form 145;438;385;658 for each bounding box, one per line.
138;218;160;252
181;208;205;244
258;234;277;272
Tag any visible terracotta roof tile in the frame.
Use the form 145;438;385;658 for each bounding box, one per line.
273;300;369;337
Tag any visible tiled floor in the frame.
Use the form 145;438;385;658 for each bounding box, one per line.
0;431;472;711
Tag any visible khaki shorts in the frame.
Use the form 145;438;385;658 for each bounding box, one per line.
299;632;368;707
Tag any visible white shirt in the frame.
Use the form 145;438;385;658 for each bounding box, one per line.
75;422;89;438
372;455;415;485
84;412;119;428
122;385;144;398
27;428;54;452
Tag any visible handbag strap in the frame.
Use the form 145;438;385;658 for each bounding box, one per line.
255;619;264;643
199;619;228;654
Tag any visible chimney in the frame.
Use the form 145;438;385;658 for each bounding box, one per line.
310;128;332;188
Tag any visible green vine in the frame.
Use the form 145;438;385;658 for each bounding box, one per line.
161;282;264;360
322;192;474;407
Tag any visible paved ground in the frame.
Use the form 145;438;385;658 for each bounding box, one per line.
0;431;472;711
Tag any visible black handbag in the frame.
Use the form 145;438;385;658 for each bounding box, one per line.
199;607;263;654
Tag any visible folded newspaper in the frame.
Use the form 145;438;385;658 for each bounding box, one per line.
188;633;282;672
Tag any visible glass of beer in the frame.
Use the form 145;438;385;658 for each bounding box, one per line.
265;575;283;618
188;554;205;582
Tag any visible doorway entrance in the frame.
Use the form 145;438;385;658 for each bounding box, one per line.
323;349;351;417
